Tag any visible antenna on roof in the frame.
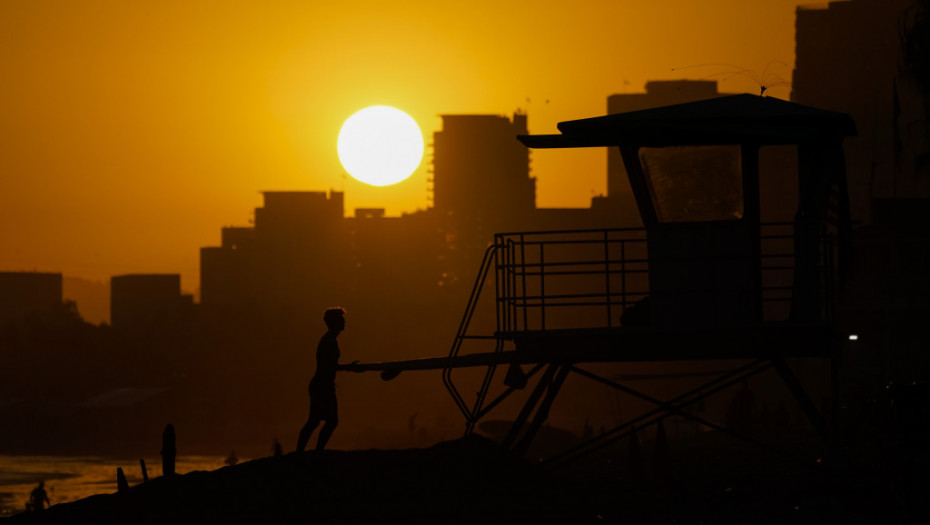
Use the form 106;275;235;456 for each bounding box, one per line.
671;60;792;97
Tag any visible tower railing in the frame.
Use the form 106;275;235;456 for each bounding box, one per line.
493;223;837;334
494;227;648;333
442;243;504;428
443;223;837;433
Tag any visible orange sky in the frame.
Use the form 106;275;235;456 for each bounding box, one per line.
0;0;815;293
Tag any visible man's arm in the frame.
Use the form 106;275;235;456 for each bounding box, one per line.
336;360;363;372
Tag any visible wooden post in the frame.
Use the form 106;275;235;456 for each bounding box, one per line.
116;467;129;493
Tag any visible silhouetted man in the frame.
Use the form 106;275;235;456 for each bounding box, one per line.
296;307;359;452
29;481;50;512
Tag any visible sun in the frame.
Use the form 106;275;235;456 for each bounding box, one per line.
337;106;424;187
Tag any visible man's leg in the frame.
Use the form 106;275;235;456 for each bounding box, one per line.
297;417;320;452
316;418;338;450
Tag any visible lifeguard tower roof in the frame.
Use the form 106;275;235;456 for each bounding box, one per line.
519;94;856;148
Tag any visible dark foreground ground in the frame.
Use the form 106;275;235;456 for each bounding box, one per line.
2;433;928;524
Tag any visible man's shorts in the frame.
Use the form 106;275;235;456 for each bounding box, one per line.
309;380;338;421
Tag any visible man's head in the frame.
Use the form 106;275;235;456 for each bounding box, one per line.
323;307;346;332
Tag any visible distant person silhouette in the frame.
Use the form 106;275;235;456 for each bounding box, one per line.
296;307;360;452
161;424;177;476
28;481;50;512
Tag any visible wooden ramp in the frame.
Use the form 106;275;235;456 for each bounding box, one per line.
356;322;838;375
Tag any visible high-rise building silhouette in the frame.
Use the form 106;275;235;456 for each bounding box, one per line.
200;191;348;323
432;113;535;221
792;0;928;220
791;0;930;388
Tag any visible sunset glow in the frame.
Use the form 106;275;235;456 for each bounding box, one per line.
0;0;811;292
337;106;424;186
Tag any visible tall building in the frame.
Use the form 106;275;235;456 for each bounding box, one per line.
254;191;344;246
792;0;928;221
200;190;351;325
432;113;535;224
792;0;930;388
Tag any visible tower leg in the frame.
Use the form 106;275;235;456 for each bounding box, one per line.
514;365;571;456
831;352;842;438
773;357;845;466
504;363;559;449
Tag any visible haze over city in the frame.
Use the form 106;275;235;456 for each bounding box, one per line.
2;0;806;292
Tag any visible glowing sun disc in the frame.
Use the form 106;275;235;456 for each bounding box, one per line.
337;106;424;186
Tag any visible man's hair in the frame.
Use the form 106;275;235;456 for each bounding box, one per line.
323;307;346;329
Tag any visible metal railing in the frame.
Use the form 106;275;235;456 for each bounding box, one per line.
442;243;504;428
492;223;837;333
443;223;838;430
494;227;648;333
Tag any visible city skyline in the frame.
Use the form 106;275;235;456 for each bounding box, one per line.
1;0;810;290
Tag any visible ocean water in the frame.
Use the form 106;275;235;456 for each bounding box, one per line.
0;455;233;517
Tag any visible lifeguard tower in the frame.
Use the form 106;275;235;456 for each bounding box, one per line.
361;94;855;466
